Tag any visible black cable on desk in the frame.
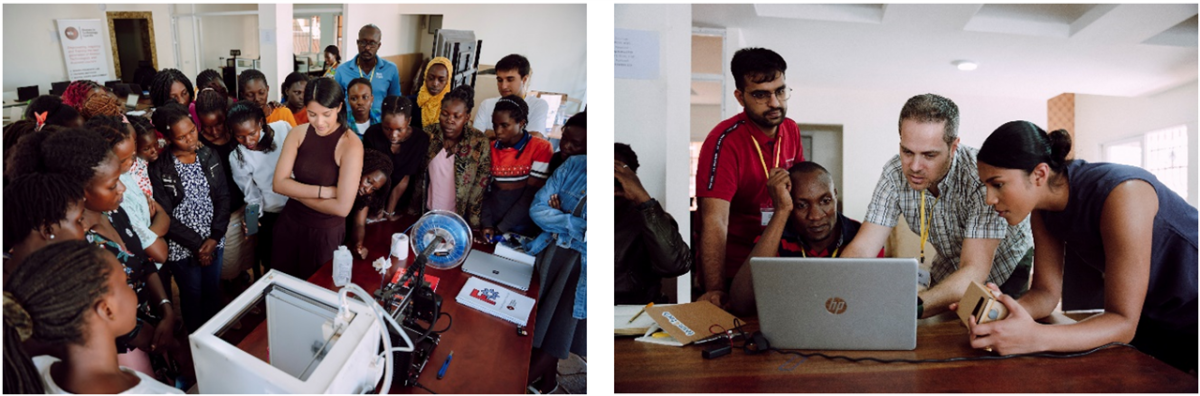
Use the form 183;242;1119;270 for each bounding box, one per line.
413;381;438;394
765;342;1138;364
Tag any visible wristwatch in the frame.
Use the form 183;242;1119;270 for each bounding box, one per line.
916;296;924;319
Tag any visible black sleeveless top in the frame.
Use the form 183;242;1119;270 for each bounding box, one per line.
1041;160;1197;334
282;124;348;228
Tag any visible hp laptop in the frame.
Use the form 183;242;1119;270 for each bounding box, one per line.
461;248;534;291
751;257;918;350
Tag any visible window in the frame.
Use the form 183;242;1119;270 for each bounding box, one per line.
1103;125;1188;199
293;16;321;55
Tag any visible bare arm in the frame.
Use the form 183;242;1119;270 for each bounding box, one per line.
351;206;369;258
272;125;332;200
384;175;411;214
1017;211;1066;319
970;181;1156;355
149;200;169;236
697;197;730;306
730;168;792;316
275;132;364;217
919;237;1001;318
840;221;892;258
143;238;168;264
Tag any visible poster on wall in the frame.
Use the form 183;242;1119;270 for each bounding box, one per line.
56;19;113;82
615;28;658;80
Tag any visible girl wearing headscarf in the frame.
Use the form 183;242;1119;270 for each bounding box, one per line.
413;57;453;129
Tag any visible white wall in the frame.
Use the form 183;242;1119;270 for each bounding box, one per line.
615;4;693;303
788;88;1046;220
3;4;176;93
258;3;294;98
344;4;587;107
1075;82;1199;207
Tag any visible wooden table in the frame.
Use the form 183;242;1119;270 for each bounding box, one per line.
615;316;1196;392
238;215;539;393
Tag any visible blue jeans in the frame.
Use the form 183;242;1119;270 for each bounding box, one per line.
165;247;224;333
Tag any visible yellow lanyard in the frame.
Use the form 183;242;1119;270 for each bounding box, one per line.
919;190;938;264
358;62;376;84
749;134;781;179
800;246;840;258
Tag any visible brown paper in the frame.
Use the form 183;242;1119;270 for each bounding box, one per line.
645;301;741;345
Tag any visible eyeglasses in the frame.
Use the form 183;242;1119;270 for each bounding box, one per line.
356;39;380;48
746;87;792;104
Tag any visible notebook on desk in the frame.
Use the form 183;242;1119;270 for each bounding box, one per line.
751;257;918;350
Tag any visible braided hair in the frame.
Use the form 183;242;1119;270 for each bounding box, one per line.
3;173;86;250
151;102;194;144
127;114;156;141
79;93;124;120
225;100;278;164
61;80;100;109
381;95;413;120
4;240;116;394
441;84;476;113
84;115;134;149
354;149;393;213
194;88;229;116
5;128;113;185
493;94;529;131
149;69;194;107
196;69;223;90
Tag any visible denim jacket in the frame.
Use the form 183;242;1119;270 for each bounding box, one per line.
527;155;587;319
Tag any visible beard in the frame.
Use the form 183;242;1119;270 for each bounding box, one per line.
747;107;786;130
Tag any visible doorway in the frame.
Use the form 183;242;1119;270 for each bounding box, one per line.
107;12;157;83
798;123;844;213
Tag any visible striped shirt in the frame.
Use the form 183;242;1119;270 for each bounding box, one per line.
864;144;1032;286
490;131;553;183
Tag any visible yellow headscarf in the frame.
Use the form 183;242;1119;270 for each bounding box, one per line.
417;57;454;128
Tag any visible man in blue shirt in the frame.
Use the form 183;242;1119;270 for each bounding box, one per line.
335;24;402;116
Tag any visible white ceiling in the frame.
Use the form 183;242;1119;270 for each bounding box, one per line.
691;4;1198;102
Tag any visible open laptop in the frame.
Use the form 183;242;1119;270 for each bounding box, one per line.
751;257;918;350
461;248;534;291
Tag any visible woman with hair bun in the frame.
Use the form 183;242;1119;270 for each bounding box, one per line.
970;120;1197;372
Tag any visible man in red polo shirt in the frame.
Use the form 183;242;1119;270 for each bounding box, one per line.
695;47;804;308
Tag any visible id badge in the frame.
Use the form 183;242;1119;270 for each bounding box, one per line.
761;208;775;227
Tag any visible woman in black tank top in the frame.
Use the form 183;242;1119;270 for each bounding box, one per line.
270;78;365;279
970;121;1197;372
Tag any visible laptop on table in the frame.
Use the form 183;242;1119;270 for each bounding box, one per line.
751;257;918;351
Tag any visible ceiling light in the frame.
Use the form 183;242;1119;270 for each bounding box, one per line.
953;60;978;71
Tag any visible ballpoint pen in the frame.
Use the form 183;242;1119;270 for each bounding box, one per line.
437;351;454;380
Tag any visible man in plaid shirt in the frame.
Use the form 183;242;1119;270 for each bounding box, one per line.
841;94;1034;319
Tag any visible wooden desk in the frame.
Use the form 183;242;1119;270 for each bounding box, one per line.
238;216;539;393
615;317;1196;392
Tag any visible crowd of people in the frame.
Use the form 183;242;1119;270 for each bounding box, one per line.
3;23;587;394
618;46;1196;374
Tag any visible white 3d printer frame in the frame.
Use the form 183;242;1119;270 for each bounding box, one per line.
189;270;396;394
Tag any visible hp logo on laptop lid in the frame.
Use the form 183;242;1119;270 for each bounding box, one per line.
825;297;847;315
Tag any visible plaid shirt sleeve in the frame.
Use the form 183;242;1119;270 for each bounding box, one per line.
863;156;904;228
961;178;1010;240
